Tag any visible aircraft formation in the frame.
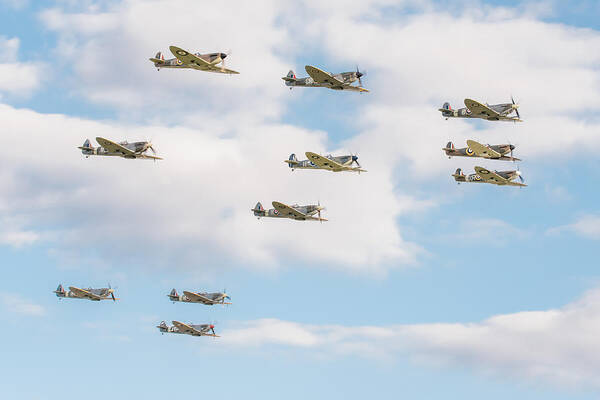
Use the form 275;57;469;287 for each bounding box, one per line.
57;44;528;338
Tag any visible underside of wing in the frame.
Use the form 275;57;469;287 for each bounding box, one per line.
464;99;501;119
68;286;102;300
305;65;344;86
466;140;502;158
183;291;214;304
474;166;508;185
272;201;307;219
95;137;135;156
305;152;343;171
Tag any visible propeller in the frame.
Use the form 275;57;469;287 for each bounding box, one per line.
351;154;361;168
108;283;116;302
516;167;525;183
355;65;366;87
511;95;521;120
221;49;231;69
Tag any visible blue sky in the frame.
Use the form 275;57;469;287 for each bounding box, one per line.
1;1;600;398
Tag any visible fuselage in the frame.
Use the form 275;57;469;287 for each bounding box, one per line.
81;141;150;158
444;144;515;159
284;71;360;89
440;102;518;120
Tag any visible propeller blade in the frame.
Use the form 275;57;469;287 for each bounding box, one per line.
111;292;116;302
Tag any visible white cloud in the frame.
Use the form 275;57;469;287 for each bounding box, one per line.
0;103;425;273
548;215;600;239
0;36;44;95
220;287;600;389
0;293;45;316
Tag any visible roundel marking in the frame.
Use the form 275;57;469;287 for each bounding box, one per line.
466;147;474;156
176;58;183;65
176;50;188;56
479;168;490;174
273;209;279;215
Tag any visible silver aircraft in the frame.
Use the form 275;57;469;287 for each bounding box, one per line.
252;201;327;222
167;289;231;305
439;97;522;122
282;65;368;92
452;167;527;187
443;140;520;161
285;152;366;172
79;137;162;160
54;284;118;301
157;321;218;337
149;46;239;74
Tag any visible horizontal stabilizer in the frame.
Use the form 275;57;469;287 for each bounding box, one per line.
149;58;165;64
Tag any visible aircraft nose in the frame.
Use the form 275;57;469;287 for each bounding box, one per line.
356;72;363;78
510;145;515;150
220;53;227;59
352;155;358;162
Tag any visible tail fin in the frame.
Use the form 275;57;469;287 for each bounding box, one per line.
446;141;455;150
168;288;179;301
54;284;66;297
282;70;296;84
155;52;164;60
252;202;265;217
157;321;169;332
79;139;94;154
285;153;299;167
452;168;466;182
440;102;453;116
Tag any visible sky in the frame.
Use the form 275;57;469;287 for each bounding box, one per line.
1;0;600;398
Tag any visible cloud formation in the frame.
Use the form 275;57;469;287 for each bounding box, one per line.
0;36;44;95
221;287;600;389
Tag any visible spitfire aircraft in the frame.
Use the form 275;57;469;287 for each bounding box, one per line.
443;140;520;161
157;321;218;337
149;46;239;74
54;284;118;301
285;152;366;172
452;166;527;187
439;97;522;122
167;289;231;305
252;201;327;222
282;65;368;92
79;137;162;160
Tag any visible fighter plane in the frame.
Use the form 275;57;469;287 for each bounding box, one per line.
285;152;367;172
157;321;218;337
282;65;368;92
167;289;231;305
149;46;239;74
443;140;520;161
252;201;327;222
439;97;522;122
54;284;118;301
452;167;527;187
79;137;163;160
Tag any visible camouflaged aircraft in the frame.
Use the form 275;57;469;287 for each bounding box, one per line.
443;140;520;161
149;46;239;74
157;321;218;337
285;152;366;173
54;284;118;301
79;137;162;160
167;289;231;305
282;65;368;92
439;97;522;122
252;201;327;222
452;166;527;187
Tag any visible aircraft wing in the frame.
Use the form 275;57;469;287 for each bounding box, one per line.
172;320;202;335
169;46;239;74
182;291;214;304
474;166;512;185
137;154;163;160
305;152;343;171
464;99;501;119
95;137;136;156
305;65;344;87
68;286;103;301
466;140;502;158
272;201;308;219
